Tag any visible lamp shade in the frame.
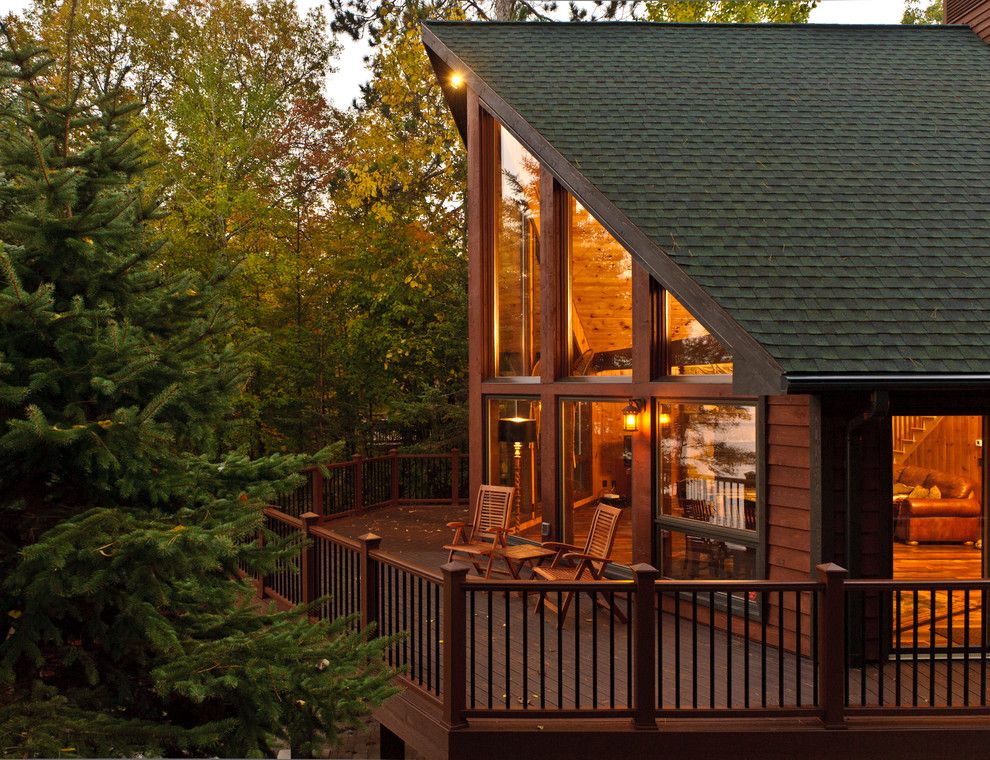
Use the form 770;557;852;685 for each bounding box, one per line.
498;416;537;444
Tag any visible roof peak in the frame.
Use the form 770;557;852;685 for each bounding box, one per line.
423;19;968;31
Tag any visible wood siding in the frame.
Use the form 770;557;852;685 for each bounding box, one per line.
946;0;990;44
767;395;814;579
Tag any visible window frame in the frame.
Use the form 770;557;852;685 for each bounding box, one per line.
653;397;767;581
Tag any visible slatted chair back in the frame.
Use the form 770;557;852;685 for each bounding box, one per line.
583;503;623;562
473;484;514;540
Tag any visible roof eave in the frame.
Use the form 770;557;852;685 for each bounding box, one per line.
785;373;990;392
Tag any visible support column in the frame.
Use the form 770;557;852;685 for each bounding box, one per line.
539;167;561;541
631;262;654;565
466;89;489;507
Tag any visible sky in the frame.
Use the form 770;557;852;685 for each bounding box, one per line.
0;0;913;107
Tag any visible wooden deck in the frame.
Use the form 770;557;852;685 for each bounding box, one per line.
325;504;990;714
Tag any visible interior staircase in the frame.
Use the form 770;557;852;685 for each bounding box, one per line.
892;415;942;468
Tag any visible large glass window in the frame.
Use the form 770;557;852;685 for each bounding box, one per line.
666;293;732;376
486;398;541;539
494;126;540;377
560;399;633;564
566;197;632;377
657;402;758;579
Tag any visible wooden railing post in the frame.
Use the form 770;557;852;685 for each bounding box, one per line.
300;512;320;606
450;448;460;506
441;562;470;729
256;526;266;600
631;563;659;730
390;448;400;506
359;533;382;631
310;468;324;518
352;454;364;513
817;562;848;729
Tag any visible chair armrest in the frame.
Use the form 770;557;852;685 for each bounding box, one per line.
540;541;580;552
562;552;609;564
446;521;467;529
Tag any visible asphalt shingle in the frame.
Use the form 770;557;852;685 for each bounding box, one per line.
425;21;990;376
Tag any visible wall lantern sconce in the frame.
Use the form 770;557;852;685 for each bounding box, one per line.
450;72;465;89
621;399;645;432
657;404;671;426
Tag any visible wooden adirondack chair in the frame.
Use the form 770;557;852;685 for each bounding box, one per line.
443;484;515;577
533;503;627;627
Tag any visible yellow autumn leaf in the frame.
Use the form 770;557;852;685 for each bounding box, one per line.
8;610;21;619
97;419;113;429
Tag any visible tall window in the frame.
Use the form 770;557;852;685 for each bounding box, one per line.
494;126;540;377
566;196;632;377
487;398;542;538
665;293;732;376
560;399;633;564
657;402;758;579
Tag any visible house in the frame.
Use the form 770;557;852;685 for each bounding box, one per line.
424;5;990;589
258;6;990;758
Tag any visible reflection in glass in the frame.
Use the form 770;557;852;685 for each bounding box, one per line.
666;293;732;375
658;403;757;530
560;399;632;564
659;528;757;580
487;398;541;538
566;196;632;376
494;126;540;377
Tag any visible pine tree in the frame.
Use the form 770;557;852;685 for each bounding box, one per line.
0;20;394;758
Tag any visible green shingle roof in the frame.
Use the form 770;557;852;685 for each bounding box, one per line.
424;21;990;377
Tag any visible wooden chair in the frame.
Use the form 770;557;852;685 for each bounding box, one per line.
533;503;627;627
681;499;726;578
443;484;514;577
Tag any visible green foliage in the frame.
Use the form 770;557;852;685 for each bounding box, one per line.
0;22;394;758
902;0;943;25
642;0;817;22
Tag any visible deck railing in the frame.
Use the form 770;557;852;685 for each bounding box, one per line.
249;510;990;728
274;449;466;519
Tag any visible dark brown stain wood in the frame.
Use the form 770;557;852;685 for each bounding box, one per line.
946;0;990;43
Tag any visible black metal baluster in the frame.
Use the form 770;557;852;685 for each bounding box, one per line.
860;591;867;707
674;591;682;709
434;581;441;695
522;591;529;710
660;591;664;709
692;591;699;709
744;590;752;709
626;591;633;709
964;588;971;707
795;590;802;707
709;590;716;709
930;590;937;707
470;589;476;708
592;589;599;709
540;591;546;709
574;593;581;708
488;590;493;709
761;592;768;708
947;588;953;707
504;589;511;708
418;576;424;686
811;589;818;708
557;591;563;709
913;588;920;707
780;591;788;708
895;589;902;707
726;590;733;709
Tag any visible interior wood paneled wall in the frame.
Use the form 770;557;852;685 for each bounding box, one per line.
902;416;982;498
